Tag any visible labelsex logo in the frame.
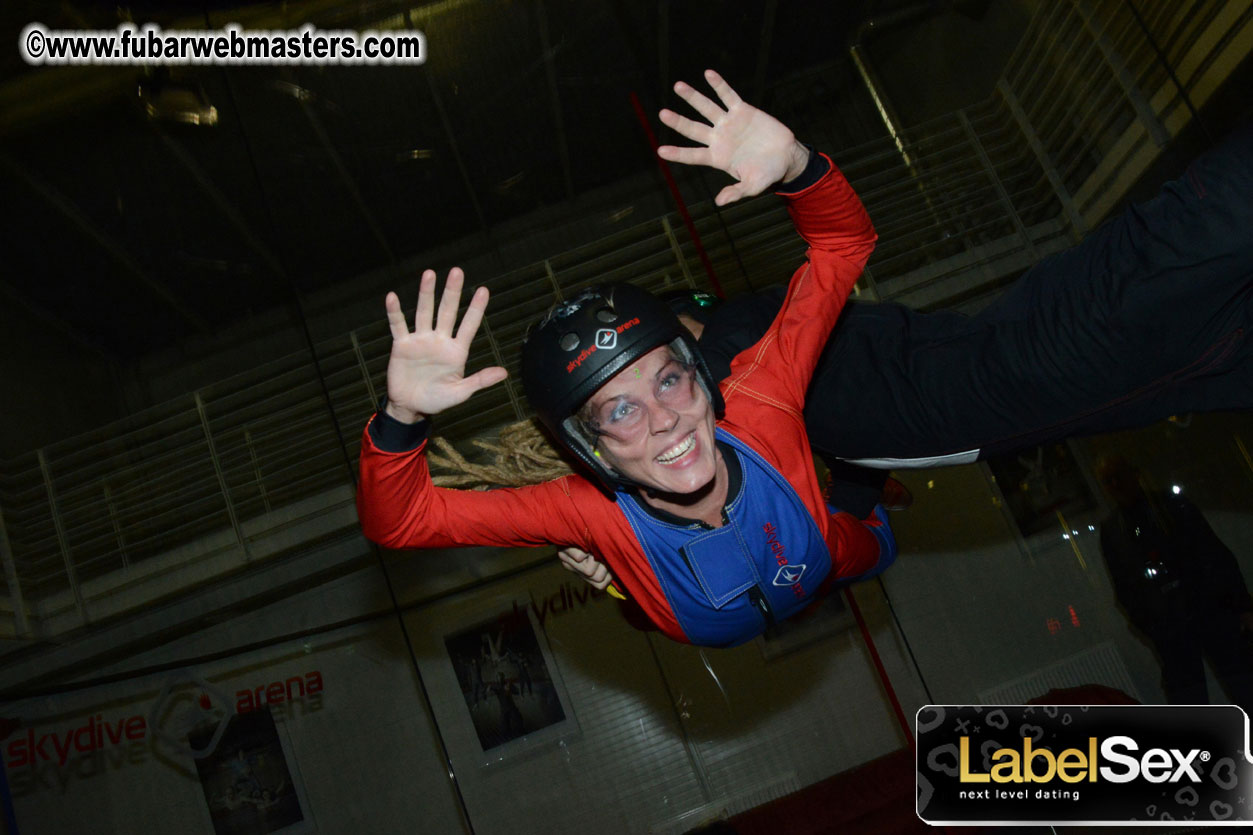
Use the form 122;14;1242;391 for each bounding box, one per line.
960;736;1207;784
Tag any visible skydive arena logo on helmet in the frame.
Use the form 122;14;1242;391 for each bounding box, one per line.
564;316;641;373
917;704;1253;824
566;344;598;374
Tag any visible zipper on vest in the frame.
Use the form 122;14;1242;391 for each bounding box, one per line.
747;586;775;629
717;506;774;628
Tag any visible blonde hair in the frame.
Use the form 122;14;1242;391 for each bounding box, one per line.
428;418;575;489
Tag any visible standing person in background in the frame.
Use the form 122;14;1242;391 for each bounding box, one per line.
1096;455;1253;711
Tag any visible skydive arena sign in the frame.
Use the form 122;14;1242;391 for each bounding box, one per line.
917;705;1253;824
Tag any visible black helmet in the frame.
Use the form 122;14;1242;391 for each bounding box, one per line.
521;283;725;491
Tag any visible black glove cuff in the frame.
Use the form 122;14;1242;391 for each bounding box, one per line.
368;395;430;452
775;144;828;194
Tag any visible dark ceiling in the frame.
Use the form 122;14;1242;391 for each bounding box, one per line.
0;0;983;360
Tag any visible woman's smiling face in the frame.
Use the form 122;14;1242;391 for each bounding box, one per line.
582;345;719;497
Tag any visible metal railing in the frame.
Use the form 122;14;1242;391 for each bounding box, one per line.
0;0;1247;640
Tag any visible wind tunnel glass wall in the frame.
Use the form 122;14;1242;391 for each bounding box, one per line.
884;413;1253;710
3;559;917;834
9;416;1253;833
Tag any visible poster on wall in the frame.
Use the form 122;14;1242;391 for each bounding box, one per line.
190;708;306;835
443;600;577;761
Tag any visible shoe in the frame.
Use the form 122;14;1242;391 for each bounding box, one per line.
880;476;913;511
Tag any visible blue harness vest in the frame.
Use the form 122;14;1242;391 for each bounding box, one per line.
616;427;834;647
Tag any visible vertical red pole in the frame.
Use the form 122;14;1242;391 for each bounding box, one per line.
843;586;917;755
630;91;726;299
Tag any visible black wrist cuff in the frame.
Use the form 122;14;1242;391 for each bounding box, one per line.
775;144;828;194
369;396;430;452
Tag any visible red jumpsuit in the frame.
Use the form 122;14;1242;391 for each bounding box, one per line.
358;155;887;645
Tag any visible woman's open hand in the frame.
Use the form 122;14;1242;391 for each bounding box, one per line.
658;69;810;206
383;267;507;423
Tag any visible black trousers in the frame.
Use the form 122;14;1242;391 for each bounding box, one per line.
806;118;1253;465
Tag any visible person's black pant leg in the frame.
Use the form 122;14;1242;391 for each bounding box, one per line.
820;456;888;519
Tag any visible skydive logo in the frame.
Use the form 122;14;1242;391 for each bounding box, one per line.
917;704;1253;824
565;317;641;373
772;564;806;587
6;670;324;769
566;344;597;374
763;522;805;599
